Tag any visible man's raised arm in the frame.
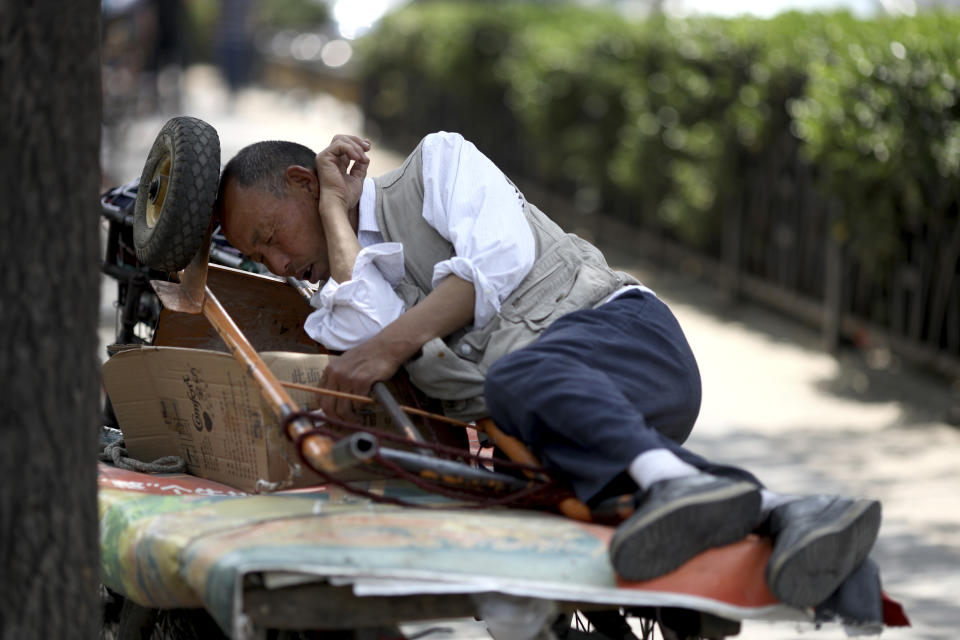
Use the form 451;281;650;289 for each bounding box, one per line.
314;134;369;283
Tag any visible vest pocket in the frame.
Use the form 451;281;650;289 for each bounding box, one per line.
503;257;623;333
404;336;486;401
500;253;574;325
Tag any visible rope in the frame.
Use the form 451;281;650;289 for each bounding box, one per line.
284;411;573;511
99;437;186;474
293;409;547;476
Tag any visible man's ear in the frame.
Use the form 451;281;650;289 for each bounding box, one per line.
285;165;318;197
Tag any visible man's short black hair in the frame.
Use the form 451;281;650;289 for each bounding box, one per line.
214;140;316;220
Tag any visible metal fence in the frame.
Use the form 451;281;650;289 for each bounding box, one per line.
518;145;960;381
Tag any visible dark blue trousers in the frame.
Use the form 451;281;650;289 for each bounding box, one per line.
484;290;760;502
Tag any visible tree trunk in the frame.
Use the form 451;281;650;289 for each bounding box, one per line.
0;1;101;637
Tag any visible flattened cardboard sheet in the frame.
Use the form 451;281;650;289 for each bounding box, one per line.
103;347;384;492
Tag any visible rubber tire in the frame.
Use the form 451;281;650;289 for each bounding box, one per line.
134;116;220;272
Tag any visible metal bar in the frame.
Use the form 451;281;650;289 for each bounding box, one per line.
101;263;138;282
117;272;147;345
244;582;477;631
823;207;843;353
285;276;315;301
100;202;134;227
376;447;536;495
103;216;121;268
209;245;245;269
324;432;379;471
371;382;431;453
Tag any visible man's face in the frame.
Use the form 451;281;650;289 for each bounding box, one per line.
220;173;330;284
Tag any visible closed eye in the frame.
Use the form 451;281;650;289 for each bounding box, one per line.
249;229;273;263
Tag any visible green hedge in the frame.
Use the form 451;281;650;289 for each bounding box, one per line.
359;4;960;276
791;13;960;269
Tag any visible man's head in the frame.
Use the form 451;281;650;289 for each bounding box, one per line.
216;141;330;283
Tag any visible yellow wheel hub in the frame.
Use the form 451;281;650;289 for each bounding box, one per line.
145;156;171;229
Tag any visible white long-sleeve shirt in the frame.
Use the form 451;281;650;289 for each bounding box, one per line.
303;132;537;351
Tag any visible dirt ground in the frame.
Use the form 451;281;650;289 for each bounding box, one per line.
99;66;960;639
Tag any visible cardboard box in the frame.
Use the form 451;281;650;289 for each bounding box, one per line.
102;346;408;492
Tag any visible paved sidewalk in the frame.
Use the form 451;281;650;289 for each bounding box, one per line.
100;66;960;639
640;266;960;640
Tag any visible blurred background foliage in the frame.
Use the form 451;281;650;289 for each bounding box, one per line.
359;4;960;281
181;0;334;62
256;0;332;29
101;0;960;365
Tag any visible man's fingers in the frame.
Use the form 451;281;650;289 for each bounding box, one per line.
330;134;371;153
317;370;333;416
318;393;334;418
335;396;354;421
349;155;369;181
336;152;350;175
317;363;368;422
316;145;359;169
317;344;398;422
317;144;369;186
325;135;371;164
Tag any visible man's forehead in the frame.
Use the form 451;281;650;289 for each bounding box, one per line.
223;181;267;248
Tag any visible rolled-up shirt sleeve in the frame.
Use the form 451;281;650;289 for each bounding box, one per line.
303;243;406;351
423;132;536;329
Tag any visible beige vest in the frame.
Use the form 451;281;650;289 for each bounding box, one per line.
373;139;639;420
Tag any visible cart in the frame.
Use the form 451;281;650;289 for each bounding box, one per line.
97;117;909;639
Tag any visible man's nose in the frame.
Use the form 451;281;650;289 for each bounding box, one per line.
263;248;292;277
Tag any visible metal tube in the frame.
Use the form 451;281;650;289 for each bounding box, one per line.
209;245;245;269
377;447;537;495
118;272;147;344
326;432;378;471
285;276;315;301
371;382;431;454
101;263;137;281
100;203;134;227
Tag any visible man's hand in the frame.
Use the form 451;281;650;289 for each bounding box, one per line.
315;135;369;284
318;337;404;420
316;275;477;421
315;134;370;214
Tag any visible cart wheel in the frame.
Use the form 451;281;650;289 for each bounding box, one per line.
133;116;220;272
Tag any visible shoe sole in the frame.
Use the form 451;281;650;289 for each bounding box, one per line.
767;499;881;608
609;481;761;582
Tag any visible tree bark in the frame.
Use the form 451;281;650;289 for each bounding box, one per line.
0;1;101;637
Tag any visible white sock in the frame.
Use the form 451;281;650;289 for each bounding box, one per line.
628;449;699;490
760;489;799;516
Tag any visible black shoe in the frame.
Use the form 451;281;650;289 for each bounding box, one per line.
763;495;881;608
609;474;761;582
